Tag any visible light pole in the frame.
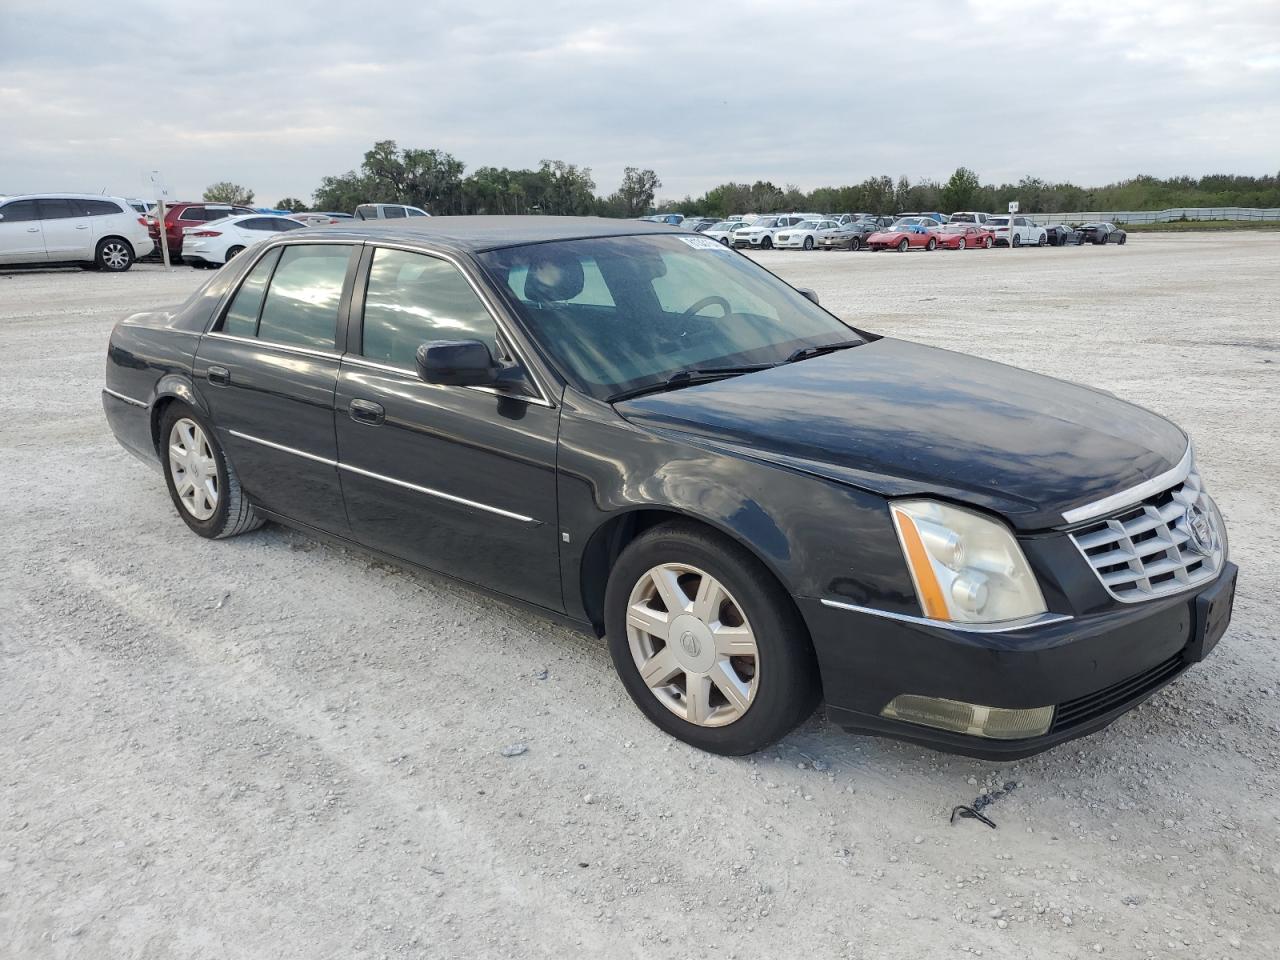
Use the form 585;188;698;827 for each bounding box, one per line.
150;171;171;271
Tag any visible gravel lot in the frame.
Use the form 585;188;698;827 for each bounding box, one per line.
2;234;1278;959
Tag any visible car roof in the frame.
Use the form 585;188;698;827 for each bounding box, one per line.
306;215;682;254
1;192;129;203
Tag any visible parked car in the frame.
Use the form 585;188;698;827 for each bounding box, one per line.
818;219;879;251
868;218;940;252
355;203;431;220
774;219;840;250
152;202;257;259
829;213;876;226
1044;224;1084;246
949;211;992;226
290;212;340;226
987;215;1048;248
102;215;1234;758
641;213;684;225
732;215;808;249
180;214;309;267
703;220;745;246
1079;222;1127;245
0;193;154;271
934;223;995;250
897;211;949;224
320;211;355;221
125;199;154;217
682;217;719;232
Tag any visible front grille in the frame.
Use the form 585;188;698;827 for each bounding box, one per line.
1069;463;1224;602
1050;655;1185;732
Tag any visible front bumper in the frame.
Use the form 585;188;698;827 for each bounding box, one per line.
798;562;1237;759
733;236;766;247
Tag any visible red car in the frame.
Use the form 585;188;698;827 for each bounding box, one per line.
867;218;938;252
149;201;256;259
935;223;995;250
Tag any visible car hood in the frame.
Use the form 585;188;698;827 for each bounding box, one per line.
614;338;1187;531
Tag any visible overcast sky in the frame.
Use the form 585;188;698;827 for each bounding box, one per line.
2;0;1277;205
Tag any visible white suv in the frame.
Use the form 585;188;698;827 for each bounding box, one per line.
0;194;155;271
731;214;809;250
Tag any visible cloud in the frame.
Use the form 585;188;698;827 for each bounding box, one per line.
1;0;1276;205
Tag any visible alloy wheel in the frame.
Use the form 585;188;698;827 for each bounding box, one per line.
101;241;130;270
625;562;759;727
168;418;219;520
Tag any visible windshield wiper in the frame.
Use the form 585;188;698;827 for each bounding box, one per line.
784;339;863;364
608;364;774;403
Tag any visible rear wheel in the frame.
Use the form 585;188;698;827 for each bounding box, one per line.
96;237;134;272
159;403;263;539
897;238;909;252
925;237;937;251
224;245;245;263
605;522;820;755
1012;234;1022;249
984;236;993;248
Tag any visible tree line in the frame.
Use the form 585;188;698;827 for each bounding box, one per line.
203;141;1280;217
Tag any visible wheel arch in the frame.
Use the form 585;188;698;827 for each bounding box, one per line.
577;504;798;637
148;374;208;453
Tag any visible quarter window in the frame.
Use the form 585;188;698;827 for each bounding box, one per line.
239;218;275;232
220;248;281;338
256;245;353;350
360;248;498;367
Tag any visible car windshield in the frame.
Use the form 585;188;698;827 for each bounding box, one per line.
889;219;919;230
479;234;859;401
709;221;736;231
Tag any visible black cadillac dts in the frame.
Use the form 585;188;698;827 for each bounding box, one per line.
102;217;1236;758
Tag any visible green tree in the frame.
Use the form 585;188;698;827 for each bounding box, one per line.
940;167;981;212
613;167;661;217
203;181;255;205
275;197;308;212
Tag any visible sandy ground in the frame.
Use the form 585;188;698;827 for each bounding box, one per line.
1;234;1278;959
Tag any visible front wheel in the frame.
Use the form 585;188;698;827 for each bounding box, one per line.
160;403;263;539
1037;233;1047;247
1118;234;1127;245
605;522;820;755
897;238;909;252
849;236;861;251
96;237;134;272
1012;234;1022;249
802;236;814;250
719;236;729;246
956;237;966;250
760;236;773;250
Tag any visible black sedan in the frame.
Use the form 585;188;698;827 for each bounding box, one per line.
1043;224;1083;246
103;217;1233;758
1079;222;1128;244
818;219;879;251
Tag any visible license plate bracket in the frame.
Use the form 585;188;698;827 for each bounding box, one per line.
1185;562;1237;663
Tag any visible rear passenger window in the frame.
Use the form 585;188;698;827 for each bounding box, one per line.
179;208;206;222
257;245;353;349
65;198;122;216
383;206;407;219
361;248;498;367
221;248;281;338
0;200;39;222
37;199;76;220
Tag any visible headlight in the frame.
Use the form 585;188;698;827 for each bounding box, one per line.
890;499;1046;624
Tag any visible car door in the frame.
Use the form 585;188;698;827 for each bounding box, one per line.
334;244;563;610
0;199;46;262
36;198;92;259
192;241;359;533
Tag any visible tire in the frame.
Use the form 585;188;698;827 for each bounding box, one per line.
897;238;909;252
802;236;814;251
1012;234;1022;249
760;236;773;250
719;236;729;246
1118;234;1127;245
1037;233;1047;247
159;402;264;540
983;236;993;249
925;237;937;251
224;245;245;262
95;237;134;272
956;237;966;250
604;521;821;755
849;236;861;251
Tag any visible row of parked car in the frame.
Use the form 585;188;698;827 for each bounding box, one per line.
646;211;1129;252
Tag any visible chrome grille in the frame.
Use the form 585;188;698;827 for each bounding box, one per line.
1069;463;1224;603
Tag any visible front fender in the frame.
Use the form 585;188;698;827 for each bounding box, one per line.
556;389;917;623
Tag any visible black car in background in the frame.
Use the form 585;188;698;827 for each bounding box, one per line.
102;217;1232;758
1079;222;1128;244
818;218;879;250
1044;224;1083;246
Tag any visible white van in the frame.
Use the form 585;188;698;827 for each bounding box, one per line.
0;194;155;271
355;203;431;220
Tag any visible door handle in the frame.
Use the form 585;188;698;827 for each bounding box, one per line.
349;398;385;425
26;227;39;233
75;224;89;229
207;365;230;386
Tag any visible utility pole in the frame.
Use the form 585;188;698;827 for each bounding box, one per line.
150;170;171;272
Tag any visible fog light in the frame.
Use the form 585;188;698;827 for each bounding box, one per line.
881;695;1054;740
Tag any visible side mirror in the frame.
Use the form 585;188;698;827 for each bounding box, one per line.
415;340;499;387
797;287;820;306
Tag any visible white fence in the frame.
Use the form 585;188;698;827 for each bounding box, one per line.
1024;207;1280;225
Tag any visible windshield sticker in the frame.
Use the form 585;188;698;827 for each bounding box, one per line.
677;235;726;250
